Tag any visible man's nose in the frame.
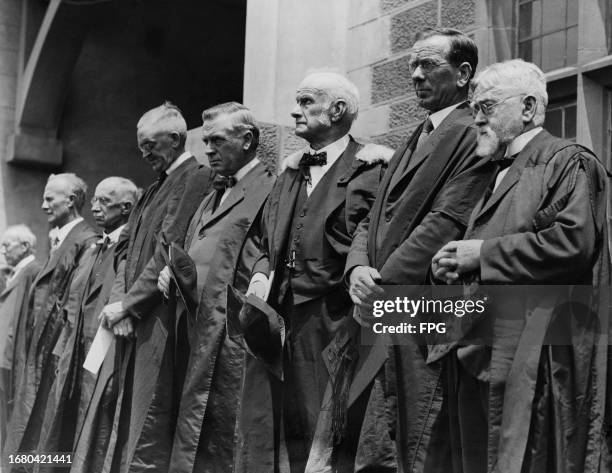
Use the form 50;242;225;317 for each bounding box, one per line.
290;104;302;118
411;66;425;82
473;109;487;126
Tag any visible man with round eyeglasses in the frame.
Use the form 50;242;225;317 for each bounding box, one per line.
432;59;611;473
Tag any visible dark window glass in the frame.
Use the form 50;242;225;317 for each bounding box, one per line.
517;0;578;71
545;98;576;140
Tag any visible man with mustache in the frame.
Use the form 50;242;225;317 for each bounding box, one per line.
236;71;393;473
36;177;138;471
4;174;98;470
432;59;610;473
345;28;496;471
97;103;214;473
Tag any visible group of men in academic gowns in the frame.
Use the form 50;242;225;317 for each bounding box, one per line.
0;26;610;473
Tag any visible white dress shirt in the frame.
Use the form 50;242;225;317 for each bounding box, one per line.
49;217;84;250
99;223;126;246
304;134;350;196
428;102;463;130
165;151;192;176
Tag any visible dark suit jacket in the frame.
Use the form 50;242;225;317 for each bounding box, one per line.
110;156;214;473
169;162;275;473
5;219;98;463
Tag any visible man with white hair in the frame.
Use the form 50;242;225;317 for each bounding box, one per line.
432;59;610;472
97;102;214;472
36;177;138;464
0;225;41;444
236;71;393;472
5;173;98;465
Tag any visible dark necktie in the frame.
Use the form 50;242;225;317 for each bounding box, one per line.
414;117;434;155
212;175;237;211
483;155;516;202
298;151;327;185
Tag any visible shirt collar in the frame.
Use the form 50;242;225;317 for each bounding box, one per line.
50;217;83;247
102;223;126;244
428;102;463;130
11;254;35;278
505;127;543;157
307;134;350;167
165;151;192;175
232;158;260;183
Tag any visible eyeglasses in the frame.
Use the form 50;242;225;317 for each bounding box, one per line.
90;196;113;207
138;141;157;154
408;58;449;75
470;94;525;117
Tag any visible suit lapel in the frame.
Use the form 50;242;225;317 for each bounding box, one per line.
474;145;532;220
199;188;245;230
318;140;360;219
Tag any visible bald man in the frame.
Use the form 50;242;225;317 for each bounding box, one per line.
236;72;393;473
5;174;98;467
34;177;139;464
0;225;41;448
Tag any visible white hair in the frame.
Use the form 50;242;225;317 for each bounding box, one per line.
47;173;88;212
298;71;360;124
96;177;140;205
3;224;36;249
472;59;548;126
137;101;188;146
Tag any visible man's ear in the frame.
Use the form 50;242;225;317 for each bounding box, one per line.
329;100;348;123
242;130;254;152
67;194;76;209
120;201;133;216
522;95;537;123
456;62;472;89
169;131;182;149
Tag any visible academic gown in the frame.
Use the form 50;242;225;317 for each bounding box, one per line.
103;156;214;473
169;162;276;473
4;220;98;471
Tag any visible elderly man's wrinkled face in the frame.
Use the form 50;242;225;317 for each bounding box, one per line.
137;126;178;174
410;35;465;112
291;87;332;143
202;113;250;176
91;181;125;233
41;180;72;228
472;87;526;157
0;234;27;266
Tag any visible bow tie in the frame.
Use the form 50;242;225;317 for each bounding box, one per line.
213;175;237;191
299;152;327;167
494;157;515;171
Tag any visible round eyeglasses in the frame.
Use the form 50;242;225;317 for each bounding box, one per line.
470;94;525;117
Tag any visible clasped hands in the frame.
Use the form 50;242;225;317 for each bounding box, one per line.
99;300;134;338
431;240;483;284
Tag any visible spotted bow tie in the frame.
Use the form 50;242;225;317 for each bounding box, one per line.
213;175;237;191
299;152;327;167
